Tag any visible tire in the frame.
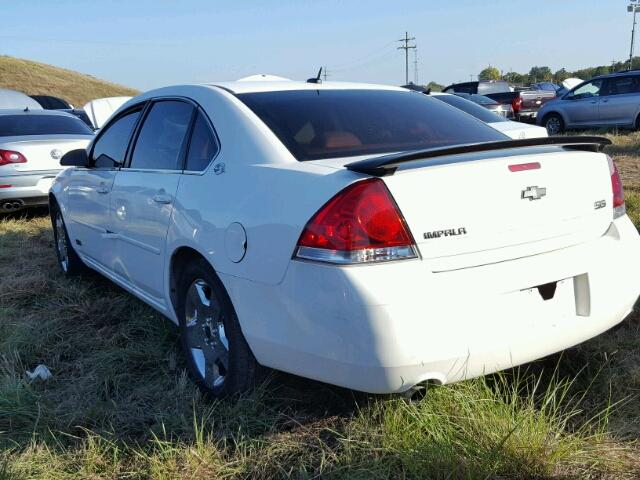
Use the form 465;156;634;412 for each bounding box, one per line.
51;200;88;277
543;113;564;135
177;258;260;398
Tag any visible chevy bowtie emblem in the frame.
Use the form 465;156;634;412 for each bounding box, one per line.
522;185;547;201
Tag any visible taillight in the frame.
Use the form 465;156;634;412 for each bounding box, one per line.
607;155;625;219
512;97;522;114
295;178;418;264
0;149;27;166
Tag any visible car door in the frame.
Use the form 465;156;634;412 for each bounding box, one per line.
561;79;603;127
597;76;640;126
66;105;143;267
108;98;195;306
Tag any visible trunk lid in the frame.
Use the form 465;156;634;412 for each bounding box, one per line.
381;148;613;271
0;135;92;173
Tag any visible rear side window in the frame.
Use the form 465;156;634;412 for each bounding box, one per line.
0;114;93;137
130;100;194;170
605;76;640;95
238;89;507;161
185;112;218;171
91;108;142;167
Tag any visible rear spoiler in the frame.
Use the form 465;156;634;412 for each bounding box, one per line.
345;136;612;176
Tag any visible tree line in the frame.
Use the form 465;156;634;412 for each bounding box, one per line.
425;57;640;92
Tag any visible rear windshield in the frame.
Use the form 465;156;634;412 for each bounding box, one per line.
433;95;507;123
0;114;93;137
477;82;510;95
237;89;506;161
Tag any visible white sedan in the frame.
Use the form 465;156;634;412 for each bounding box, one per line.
430;92;548;139
50;80;640;398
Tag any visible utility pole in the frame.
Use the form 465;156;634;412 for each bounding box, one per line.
397;32;416;84
628;2;640;69
413;49;419;84
322;67;329;82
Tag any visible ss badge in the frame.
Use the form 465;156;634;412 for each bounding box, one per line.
594;200;606;210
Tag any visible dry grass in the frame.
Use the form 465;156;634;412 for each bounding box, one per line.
0;56;138;107
1;134;640;478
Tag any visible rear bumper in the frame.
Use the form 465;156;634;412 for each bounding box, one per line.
0;171;60;211
225;215;640;394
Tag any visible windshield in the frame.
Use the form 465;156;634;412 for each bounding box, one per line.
237;89;507;161
0;114;93;137
433;95;507;123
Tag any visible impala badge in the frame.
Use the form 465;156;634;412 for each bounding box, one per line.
522;186;546;201
50;149;63;160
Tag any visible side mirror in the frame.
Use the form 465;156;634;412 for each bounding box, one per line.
60;149;89;167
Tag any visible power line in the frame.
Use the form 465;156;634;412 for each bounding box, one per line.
329;40;397;70
397;32;416;84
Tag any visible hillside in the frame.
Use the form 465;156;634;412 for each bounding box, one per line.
0;55;138;107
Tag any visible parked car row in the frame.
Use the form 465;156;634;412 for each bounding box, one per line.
48;78;640;399
443;80;556;122
0;88;132;213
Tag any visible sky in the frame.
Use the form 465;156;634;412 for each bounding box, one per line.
0;0;634;90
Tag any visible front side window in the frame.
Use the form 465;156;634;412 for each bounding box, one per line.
185;112;218;171
91;107;142;167
238;89;507;161
0;114;93;137
130;100;194;170
570;80;603;100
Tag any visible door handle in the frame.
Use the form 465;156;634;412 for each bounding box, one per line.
590;100;598;104
601;99;609;103
152;193;172;204
96;183;109;194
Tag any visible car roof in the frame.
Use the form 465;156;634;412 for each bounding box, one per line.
207;80;406;94
0;88;43;110
0;108;83;118
592;70;640;80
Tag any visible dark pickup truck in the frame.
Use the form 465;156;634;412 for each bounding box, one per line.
442;80;555;122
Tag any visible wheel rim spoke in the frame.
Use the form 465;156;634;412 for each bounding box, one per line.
55;213;69;271
184;278;229;389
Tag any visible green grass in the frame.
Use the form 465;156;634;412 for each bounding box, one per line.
2;133;640;478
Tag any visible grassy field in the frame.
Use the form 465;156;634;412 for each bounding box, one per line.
0;56;138;107
1;134;640;479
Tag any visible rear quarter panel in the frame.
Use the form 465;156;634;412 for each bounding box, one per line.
165;86;362;286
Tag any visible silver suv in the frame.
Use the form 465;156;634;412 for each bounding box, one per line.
537;71;640;134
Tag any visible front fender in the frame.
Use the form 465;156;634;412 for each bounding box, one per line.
49;167;73;213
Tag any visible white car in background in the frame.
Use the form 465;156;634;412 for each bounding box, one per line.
431;92;548;139
50;80;640;399
0;109;93;212
82;96;132;129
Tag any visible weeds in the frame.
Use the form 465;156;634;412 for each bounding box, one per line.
1;134;640;478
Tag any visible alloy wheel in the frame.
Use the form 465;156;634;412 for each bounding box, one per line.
545;116;561;135
184;279;229;388
55;211;69;272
